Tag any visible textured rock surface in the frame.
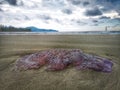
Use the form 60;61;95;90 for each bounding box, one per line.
14;49;113;72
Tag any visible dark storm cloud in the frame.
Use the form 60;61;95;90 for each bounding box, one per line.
107;0;116;3
85;7;102;16
6;0;17;5
99;16;111;20
96;0;120;13
0;0;5;4
91;19;105;26
41;15;51;20
67;0;120;15
71;19;87;26
0;8;3;11
76;20;87;26
68;0;81;5
62;9;72;15
68;0;90;6
83;1;89;6
0;0;18;5
100;8;112;13
37;15;52;21
92;20;98;23
94;0;120;5
0;1;3;4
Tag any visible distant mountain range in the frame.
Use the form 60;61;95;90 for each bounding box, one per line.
0;25;58;32
27;26;58;32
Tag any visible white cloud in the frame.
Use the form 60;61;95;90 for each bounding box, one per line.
0;0;120;31
103;11;119;19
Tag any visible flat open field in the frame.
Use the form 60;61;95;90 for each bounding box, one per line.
0;35;120;90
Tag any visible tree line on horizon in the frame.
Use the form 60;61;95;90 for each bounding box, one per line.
0;25;31;32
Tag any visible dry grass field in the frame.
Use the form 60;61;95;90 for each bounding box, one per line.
0;35;120;90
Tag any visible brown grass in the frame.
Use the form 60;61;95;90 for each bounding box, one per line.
0;35;120;90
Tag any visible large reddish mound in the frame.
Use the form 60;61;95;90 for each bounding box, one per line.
14;49;113;72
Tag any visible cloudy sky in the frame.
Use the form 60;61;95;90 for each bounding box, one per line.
0;0;120;32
